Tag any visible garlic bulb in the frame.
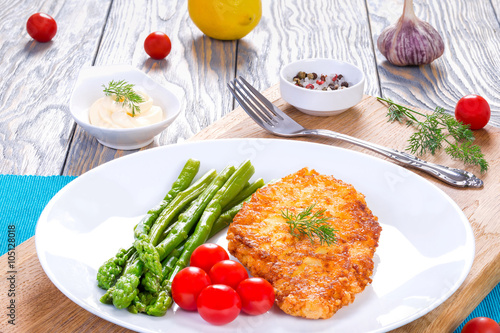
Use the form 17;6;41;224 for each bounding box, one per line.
377;0;444;66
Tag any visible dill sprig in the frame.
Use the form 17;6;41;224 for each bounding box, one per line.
102;80;144;116
281;203;337;246
377;97;488;172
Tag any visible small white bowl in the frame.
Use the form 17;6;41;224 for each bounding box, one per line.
280;58;365;116
69;65;183;150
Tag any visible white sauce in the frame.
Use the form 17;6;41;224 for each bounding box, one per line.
89;90;163;129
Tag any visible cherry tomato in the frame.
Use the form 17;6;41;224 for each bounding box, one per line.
236;277;275;315
171;267;211;311
462;317;500;333
209;260;249;290
190;243;229;273
197;284;241;325
144;31;171;60
455;94;491;130
26;13;57;43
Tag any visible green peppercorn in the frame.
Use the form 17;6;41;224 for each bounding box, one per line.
297;71;306;80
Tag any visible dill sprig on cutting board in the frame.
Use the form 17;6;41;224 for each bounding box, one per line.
102;80;144;116
281;204;337;246
377;97;488;172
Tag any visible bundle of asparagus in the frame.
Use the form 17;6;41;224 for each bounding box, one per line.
96;158;264;316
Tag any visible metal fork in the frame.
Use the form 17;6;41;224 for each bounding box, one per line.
227;76;483;188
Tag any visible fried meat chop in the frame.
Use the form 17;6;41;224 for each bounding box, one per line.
226;168;381;319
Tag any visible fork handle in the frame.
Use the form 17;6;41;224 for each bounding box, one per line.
304;129;483;188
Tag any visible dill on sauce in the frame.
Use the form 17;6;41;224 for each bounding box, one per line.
102;80;144;117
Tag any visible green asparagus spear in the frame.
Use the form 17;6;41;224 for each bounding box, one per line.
112;253;144;309
98;159;200;290
134;169;217;276
209;178;267;239
150;165;236;272
127;291;156;314
140;242;186;293
148;168;218;246
141;270;161;294
145;290;173;316
97;246;135;290
222;178;264;211
143;244;188;317
160;242;185;280
208;195;251;239
108;168;224;309
141;242;189;316
167;160;254;287
126;242;185;314
134;159;200;240
99;286;115;304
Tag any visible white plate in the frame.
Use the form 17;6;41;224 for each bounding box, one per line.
35;139;474;333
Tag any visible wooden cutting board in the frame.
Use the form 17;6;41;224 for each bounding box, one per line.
1;85;499;333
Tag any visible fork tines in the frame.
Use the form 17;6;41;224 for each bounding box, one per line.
227;76;283;126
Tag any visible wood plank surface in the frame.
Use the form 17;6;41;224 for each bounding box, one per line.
62;0;500;176
0;0;112;175
236;0;380;96
2;0;499;176
368;0;500;127
62;0;238;176
2;85;498;333
1;0;500;331
62;0;381;175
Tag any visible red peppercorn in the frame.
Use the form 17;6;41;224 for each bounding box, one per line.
305;84;314;89
316;80;324;85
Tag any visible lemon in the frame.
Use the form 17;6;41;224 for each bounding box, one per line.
188;0;262;40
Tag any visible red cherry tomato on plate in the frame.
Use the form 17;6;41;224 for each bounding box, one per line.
26;13;57;43
190;243;229;273
236;277;275;315
209;260;249;290
144;31;171;60
171;267;211;311
197;284;241;325
461;317;500;333
455;94;491;130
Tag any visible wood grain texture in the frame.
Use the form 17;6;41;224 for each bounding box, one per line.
62;0;237;176
0;0;112;175
62;0;383;175
367;0;500;127
236;0;380;97
2;86;498;333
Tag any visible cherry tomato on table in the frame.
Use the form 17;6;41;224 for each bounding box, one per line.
209;260;249;290
190;243;229;273
461;317;500;333
197;284;241;325
171;267;211;311
26;13;57;42
236;277;275;315
455;94;491;130
144;31;171;60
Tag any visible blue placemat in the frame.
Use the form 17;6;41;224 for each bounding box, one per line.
0;174;498;331
0;175;76;255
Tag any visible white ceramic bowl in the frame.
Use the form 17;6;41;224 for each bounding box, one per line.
69;65;183;150
280;58;365;116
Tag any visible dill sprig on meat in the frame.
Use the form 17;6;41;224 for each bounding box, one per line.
102;80;144;116
281;203;337;246
377;97;488;172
